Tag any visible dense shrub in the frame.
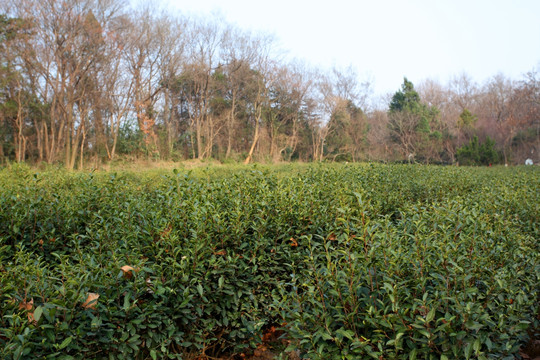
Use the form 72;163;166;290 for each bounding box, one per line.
0;164;538;359
456;136;500;166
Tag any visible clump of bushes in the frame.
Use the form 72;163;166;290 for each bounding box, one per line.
0;164;538;359
457;136;500;166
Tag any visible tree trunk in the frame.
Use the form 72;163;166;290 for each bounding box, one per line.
34;118;43;161
196;114;203;159
244;112;261;164
226;95;236;158
203;115;214;159
79;125;86;170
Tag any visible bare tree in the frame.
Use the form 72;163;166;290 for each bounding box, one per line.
0;14;33;162
221;27;257;158
175;16;226;160
519;68;540;162
479;74;514;164
449;72;478;111
268;62;314;161
365;109;391;161
243;34;276;164
418;79;459;162
312;66;368;161
387;110;423;158
120;4;179;159
6;0;127;168
503;73;540;163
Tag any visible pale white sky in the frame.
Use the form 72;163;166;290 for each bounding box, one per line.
164;0;540;95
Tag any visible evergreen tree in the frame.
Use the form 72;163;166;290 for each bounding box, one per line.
457;136;500;165
389;78;421;113
387;78;441;161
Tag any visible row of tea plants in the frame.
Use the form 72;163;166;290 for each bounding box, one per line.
0;163;538;359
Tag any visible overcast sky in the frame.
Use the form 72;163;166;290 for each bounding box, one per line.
164;0;540;95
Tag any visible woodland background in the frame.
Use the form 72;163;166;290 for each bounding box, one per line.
1;0;539;169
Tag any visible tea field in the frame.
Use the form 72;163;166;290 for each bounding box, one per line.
0;163;538;359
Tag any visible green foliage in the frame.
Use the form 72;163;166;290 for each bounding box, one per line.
458;108;478;130
115;119;145;157
387;78;443;161
389;78;421;113
0;15;29;44
0;164;538;359
457;136;500;166
326;101;367;160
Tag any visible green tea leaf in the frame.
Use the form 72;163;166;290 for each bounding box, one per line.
58;336;72;350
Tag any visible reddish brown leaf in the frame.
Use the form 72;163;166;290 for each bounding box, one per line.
82;293;99;310
121;265;137;279
18;298;33;311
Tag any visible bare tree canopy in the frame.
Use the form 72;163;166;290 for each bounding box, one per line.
0;1;538;166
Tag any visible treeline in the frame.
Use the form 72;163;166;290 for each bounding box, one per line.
0;0;539;168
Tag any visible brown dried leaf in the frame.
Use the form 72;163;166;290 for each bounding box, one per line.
121;265;134;272
19;298;33;311
19;299;36;324
27;311;35;324
82;293;99;310
121;265;136;279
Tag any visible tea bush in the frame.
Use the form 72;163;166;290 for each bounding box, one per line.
0;164;538;359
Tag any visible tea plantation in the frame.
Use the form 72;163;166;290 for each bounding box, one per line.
0;163;538;359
